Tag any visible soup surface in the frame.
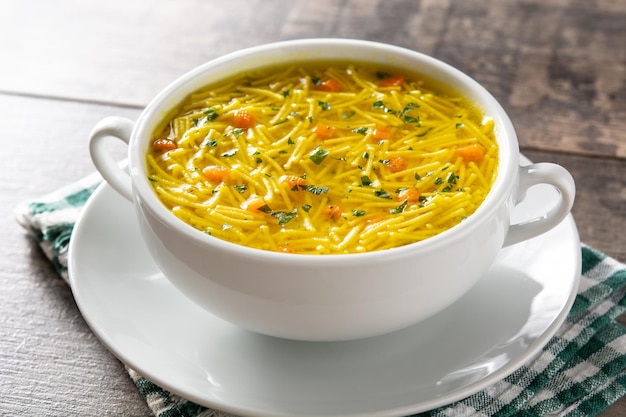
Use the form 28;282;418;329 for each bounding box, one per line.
147;63;498;254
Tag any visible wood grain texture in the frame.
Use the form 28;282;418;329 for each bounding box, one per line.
1;0;624;415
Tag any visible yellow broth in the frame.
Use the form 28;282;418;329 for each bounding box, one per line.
147;63;498;254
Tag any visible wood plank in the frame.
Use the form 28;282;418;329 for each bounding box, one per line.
523;149;626;261
0;94;147;416
3;0;624;159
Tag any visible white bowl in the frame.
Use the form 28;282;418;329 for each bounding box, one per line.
89;39;575;341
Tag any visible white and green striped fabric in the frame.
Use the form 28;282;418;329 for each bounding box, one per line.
15;176;626;417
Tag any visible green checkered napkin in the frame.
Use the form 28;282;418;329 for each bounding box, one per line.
15;175;626;417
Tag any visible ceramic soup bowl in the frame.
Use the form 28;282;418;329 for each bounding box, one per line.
89;39;575;341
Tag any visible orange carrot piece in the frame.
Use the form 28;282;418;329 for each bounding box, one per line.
372;125;391;141
456;144;485;163
280;175;307;189
233;110;255;128
322;204;342;221
153;138;176;152
397;188;420;203
202;165;230;184
241;196;267;213
386;156;407;173
277;244;295;254
365;216;385;225
313;123;336;140
379;74;405;87
318;79;342;92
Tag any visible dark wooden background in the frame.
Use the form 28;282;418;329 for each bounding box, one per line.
1;1;624;416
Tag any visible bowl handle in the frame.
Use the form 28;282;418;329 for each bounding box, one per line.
504;163;576;247
89;117;135;202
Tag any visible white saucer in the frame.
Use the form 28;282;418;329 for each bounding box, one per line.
68;166;581;417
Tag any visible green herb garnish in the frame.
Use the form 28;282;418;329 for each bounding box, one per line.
203;109;219;121
318;100;331;111
301;185;329;195
221;149;238;157
390;201;408;214
374;189;392;199
310;147;329;165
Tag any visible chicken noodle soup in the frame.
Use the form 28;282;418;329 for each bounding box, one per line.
147;63;498;254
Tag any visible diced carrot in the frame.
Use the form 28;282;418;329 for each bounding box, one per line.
379;74;405;87
313;123;336;140
152;138;176;152
241;196;267;213
202;165;230;184
365;216;385;225
372;125;391;141
280;175;307;189
397;188;420;203
233;110;255;128
277;244;295;254
456;144;485;163
385;156;407;173
318;79;342;92
322;204;342;221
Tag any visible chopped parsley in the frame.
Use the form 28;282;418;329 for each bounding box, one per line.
310;147;329;165
300;185;329;195
374;189;392;199
361;175;372;186
317;100;331;111
203;109;219;121
221;149;238;157
352;127;368;135
352;210;366;217
225;128;244;138
271;208;298;226
390;201;407;214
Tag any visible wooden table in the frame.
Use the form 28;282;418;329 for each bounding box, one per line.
2;1;624;415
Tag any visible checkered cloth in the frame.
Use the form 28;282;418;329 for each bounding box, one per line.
14;175;626;417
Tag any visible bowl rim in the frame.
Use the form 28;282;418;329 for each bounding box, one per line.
129;38;519;265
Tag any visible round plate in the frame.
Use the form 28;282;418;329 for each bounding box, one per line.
68;163;581;417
